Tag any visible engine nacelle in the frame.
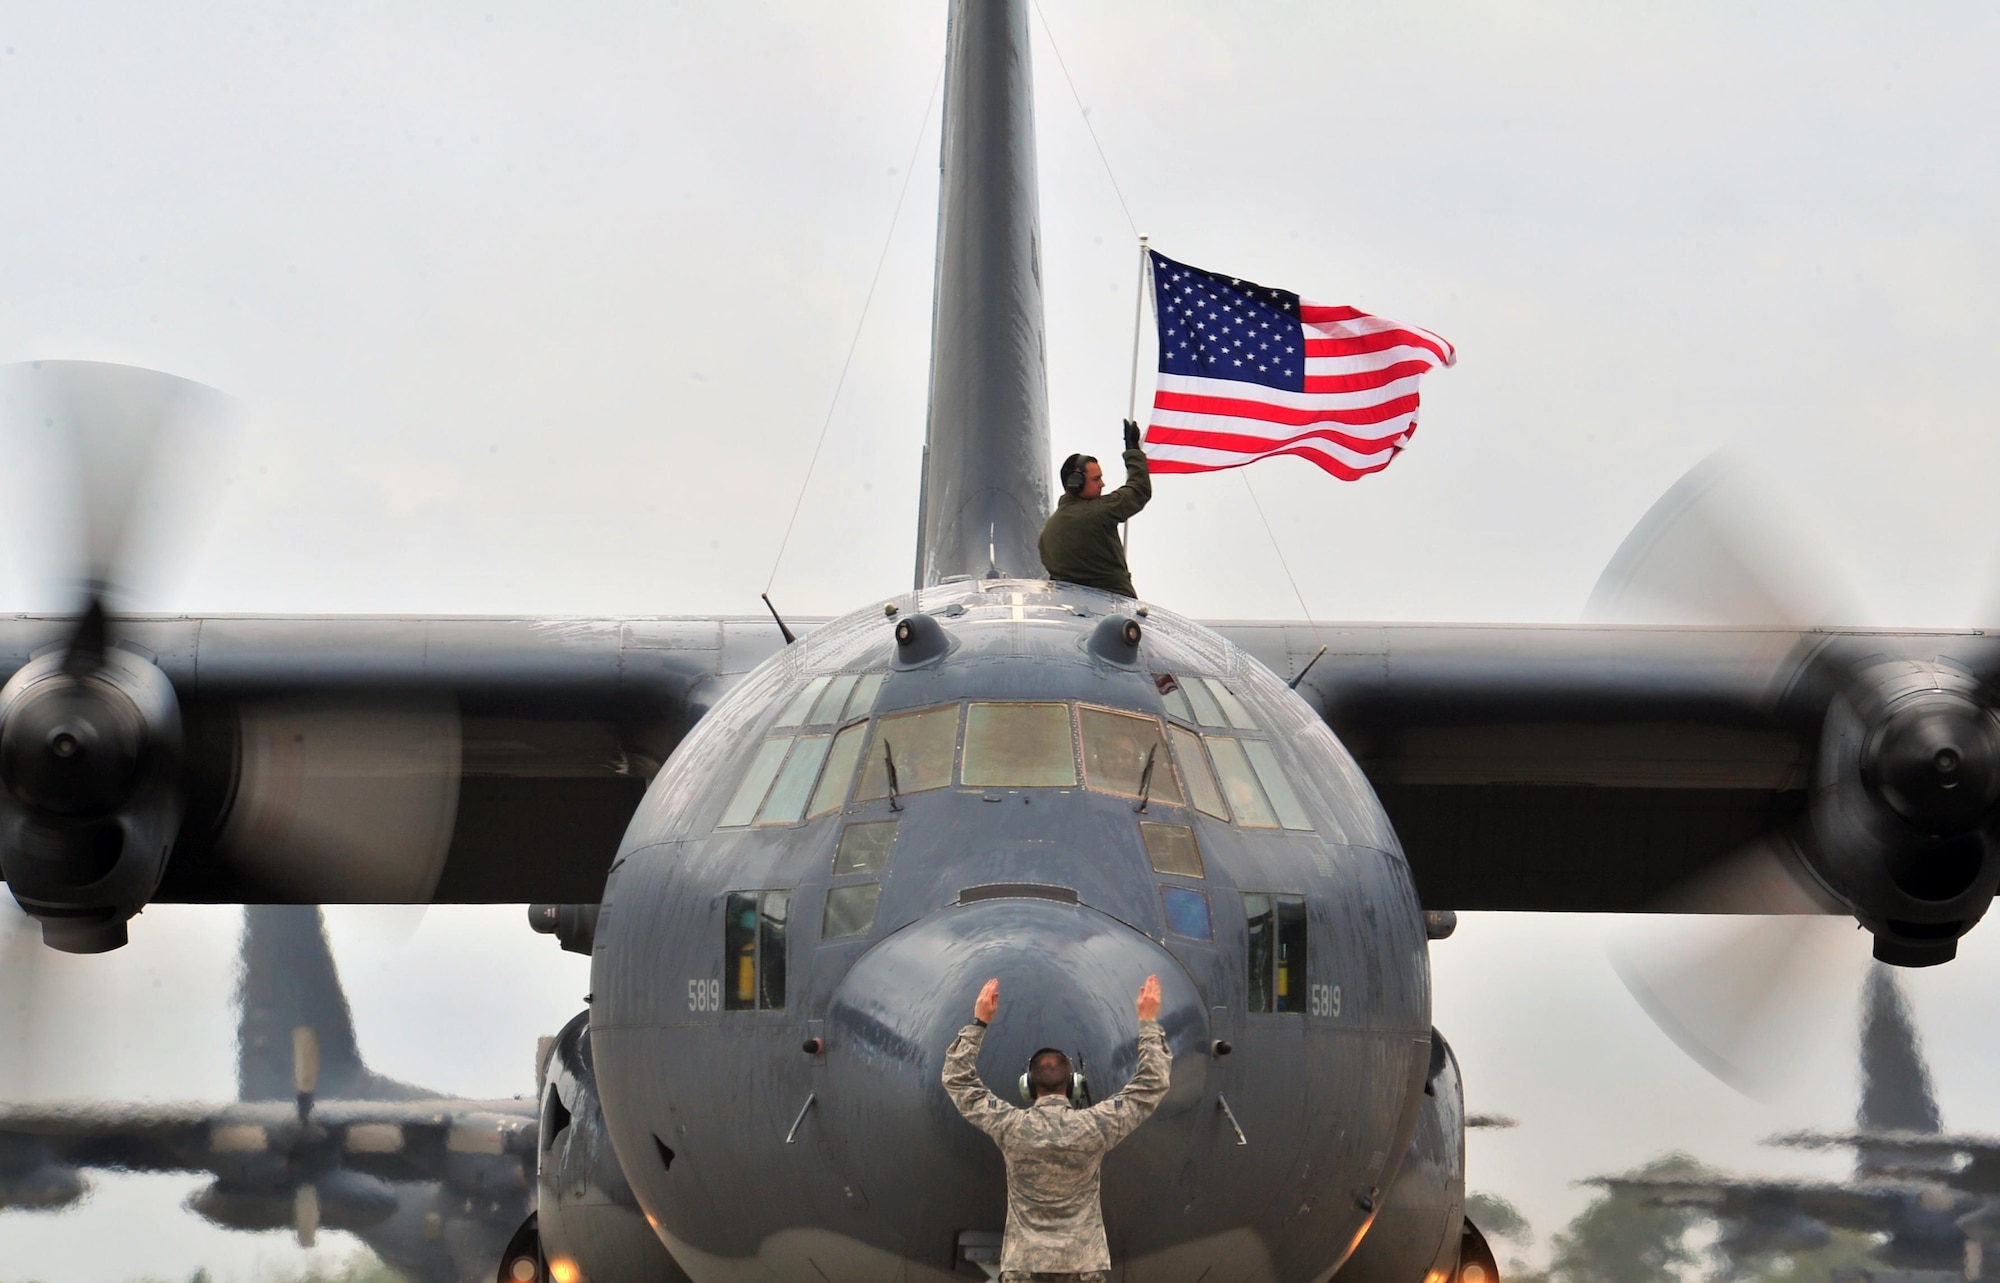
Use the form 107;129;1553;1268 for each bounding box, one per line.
1337;1030;1469;1283
187;1170;399;1233
1806;659;2000;966
536;1011;689;1283
0;1136;88;1212
0;646;183;953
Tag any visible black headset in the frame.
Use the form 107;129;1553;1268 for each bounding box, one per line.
1018;1048;1090;1106
1059;453;1097;495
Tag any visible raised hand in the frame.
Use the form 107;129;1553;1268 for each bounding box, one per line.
974;978;1000;1024
1123;418;1142;451
1135;974;1162;1021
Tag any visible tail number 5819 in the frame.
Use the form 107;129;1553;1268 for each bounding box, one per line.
688;978;722;1012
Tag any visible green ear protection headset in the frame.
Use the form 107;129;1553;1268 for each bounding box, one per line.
1019;1048;1089;1106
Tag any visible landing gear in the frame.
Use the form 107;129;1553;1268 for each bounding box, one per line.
497;1211;545;1283
1456;1216;1501;1283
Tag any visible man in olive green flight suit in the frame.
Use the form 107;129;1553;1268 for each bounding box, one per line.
1037;418;1152;598
942;975;1170;1283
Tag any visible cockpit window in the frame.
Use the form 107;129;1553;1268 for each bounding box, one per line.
756;735;832;825
774;677;829;729
1204;736;1280;828
1161;886;1213;940
1206;679;1261;730
1155;674;1194;724
962;703;1078;788
822;883;881;940
719;738;794;827
844;673;886;721
808;722;869;818
807;675;858;725
1169;725;1230;820
1140;820;1204;877
1080;707;1182;804
856;704;960;800
832;820;897;875
1182;676;1230;727
1242;740;1312;830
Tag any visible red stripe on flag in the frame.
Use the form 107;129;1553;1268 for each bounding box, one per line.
1146;421;1410;457
1154;388;1419;427
1304;331;1454;366
1301;359;1437;395
1148;440;1407;481
1299;304;1367;324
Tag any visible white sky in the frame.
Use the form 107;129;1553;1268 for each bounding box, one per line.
4;2;2000;1279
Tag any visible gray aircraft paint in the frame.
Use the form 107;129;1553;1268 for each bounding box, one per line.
914;0;1052;587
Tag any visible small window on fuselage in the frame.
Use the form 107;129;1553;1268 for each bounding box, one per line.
724;890;790;1011
1244;892;1306;1015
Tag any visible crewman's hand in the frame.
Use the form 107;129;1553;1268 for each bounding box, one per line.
1135;975;1162;1022
974;978;1000;1024
1123;418;1142;451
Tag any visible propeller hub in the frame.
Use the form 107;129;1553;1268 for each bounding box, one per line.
1862;694;2000;835
0;677;145;817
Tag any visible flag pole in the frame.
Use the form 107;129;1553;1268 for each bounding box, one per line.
1122;234;1149;553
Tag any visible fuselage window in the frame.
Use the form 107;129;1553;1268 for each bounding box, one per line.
808;722;869;818
1244;892;1306;1014
962;702;1078;788
719;738;794;827
856;704;960;800
774;677;830;729
822;882;882;940
1080;707;1183;803
1169;725;1230;820
1140;820;1204;878
1161;886;1213;940
1204;736;1280;828
1204;679;1262;731
832;820;897;875
807;674;859;726
1154;674;1194;724
757;735;833;825
1242;740;1313;831
724;890;790;1011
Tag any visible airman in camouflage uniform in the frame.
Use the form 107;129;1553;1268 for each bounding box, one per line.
1038;418;1152;598
942;975;1170;1283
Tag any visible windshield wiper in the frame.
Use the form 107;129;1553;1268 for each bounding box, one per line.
883;740;903;812
1133;743;1158;814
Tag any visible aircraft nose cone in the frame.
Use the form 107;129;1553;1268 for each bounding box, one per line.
820;896;1203;1223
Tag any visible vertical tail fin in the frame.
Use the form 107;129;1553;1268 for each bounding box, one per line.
236;906;431;1103
914;0;1053;586
1855;964;1942;1176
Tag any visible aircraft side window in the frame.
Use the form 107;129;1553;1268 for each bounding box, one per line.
1153;673;1194;724
1204;736;1279;828
1140;820;1204;877
1080;706;1183;804
757;735;832;825
725;890;790;1011
961;702;1077;788
1244;892;1306;1014
822;883;881;940
774;677;830;729
1242;740;1313;831
855;704;961;800
808;723;869;818
1161;886;1212;940
807;674;859;726
719;738;794;827
1182;676;1230;728
1204;679;1262;731
843;673;886;721
1169;725;1230;820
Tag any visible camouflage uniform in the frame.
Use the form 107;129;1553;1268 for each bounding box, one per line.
942;1019;1170;1278
1037;447;1151;597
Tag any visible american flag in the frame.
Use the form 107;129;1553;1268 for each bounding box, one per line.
1143;250;1454;479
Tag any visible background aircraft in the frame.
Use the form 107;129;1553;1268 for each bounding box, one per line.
3;2;2000;1279
0;903;537;1283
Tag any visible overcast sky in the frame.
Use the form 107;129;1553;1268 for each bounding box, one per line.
5;2;2000;1279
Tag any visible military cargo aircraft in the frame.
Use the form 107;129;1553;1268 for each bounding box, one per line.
1593;966;2000;1281
5;3;2000;1283
0;903;541;1283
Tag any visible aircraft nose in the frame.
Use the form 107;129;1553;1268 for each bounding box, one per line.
819;895;1203;1208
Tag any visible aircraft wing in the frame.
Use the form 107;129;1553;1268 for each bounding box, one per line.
0;1095;536;1191
0;614;791;908
1775;1130;2000;1195
1211;619;1999;916
1587;1171;1939;1235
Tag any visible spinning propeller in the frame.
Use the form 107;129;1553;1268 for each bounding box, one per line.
1591;454;2000;1093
